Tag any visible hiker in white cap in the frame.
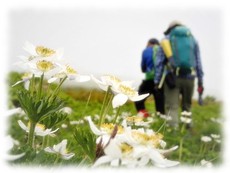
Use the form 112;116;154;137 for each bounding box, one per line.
154;21;204;129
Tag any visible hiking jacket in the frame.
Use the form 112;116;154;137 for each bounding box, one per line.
141;45;165;81
154;29;204;85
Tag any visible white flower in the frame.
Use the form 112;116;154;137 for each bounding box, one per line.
201;159;213;168
86;116;123;146
91;75;148;108
4;107;24;117
18;120;59;137
23;41;63;60
94;138;179;168
48;64;90;83
201;136;212;143
91;75;123;91
15;42;64;75
210;134;220;139
5;135;25;161
111;83;149;108
181;111;192;117
27;59;58;76
12;73;33;90
44;139;75;160
159;114;172;121
180;116;192;124
61;124;68;128
59;107;72;114
70;120;84;125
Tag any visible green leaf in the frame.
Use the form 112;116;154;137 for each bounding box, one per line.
73;125;96;163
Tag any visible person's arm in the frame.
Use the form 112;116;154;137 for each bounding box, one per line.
141;50;147;72
195;41;204;85
194;40;204;95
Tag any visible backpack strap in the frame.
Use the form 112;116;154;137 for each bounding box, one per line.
152;45;159;65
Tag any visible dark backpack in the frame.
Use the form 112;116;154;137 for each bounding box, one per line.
169;26;196;73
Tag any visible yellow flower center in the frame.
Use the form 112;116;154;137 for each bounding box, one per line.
66;65;77;74
100;123;124;134
120;142;133;154
126;116;143;123
118;84;136;96
27;122;45;130
131;131;163;147
107;75;121;83
36;46;56;57
36;60;55;72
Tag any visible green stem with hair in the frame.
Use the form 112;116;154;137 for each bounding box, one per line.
28;120;36;148
38;73;44;100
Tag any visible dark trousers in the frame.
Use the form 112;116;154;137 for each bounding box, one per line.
135;80;165;114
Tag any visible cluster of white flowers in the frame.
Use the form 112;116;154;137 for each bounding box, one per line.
8;42;181;166
201;134;221;143
180;111;192;124
13;41;91;89
86;116;179;168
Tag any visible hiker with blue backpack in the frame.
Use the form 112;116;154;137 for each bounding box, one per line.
154;21;204;129
135;38;165;118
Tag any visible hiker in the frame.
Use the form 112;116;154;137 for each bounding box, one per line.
155;21;204;128
135;38;165;118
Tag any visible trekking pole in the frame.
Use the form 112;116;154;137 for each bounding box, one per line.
158;71;166;89
198;93;203;105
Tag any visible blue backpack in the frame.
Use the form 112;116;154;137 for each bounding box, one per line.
169;26;196;71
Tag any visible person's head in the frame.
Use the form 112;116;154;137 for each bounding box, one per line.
164;20;183;35
147;38;159;47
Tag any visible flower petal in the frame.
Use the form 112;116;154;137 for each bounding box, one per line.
5;108;23;117
148;149;180;168
93;155;115;167
44;147;56;154
61;153;75;160
5;153;25;161
86;116;106;136
48;77;58;83
75;75;90;82
112;94;128;108
129;93;149;102
18;120;28;132
91;75;108;91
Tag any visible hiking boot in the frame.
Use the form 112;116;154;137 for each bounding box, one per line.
137;109;150;118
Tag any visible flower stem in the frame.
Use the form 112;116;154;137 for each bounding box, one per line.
82;90;92;116
179;138;184;161
54;155;60;165
99;86;111;126
30;74;35;95
113;106;121;124
180;123;185;134
38;73;44;100
49;76;67;102
28;121;36;148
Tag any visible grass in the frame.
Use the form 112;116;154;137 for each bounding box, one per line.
6;72;223;167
